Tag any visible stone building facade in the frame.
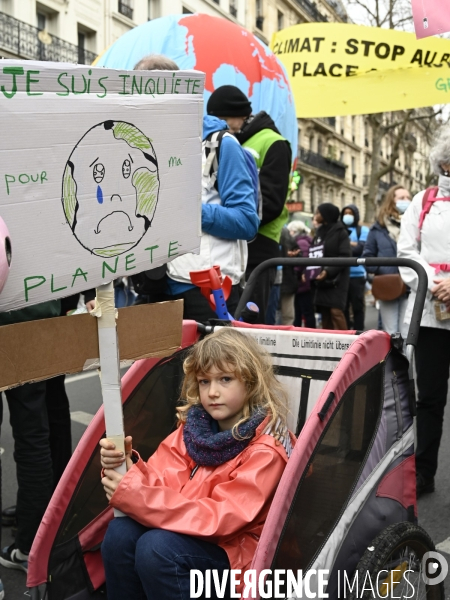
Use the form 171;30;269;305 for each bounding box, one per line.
0;0;241;64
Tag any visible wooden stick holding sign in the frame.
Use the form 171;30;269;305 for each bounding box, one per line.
92;282;126;517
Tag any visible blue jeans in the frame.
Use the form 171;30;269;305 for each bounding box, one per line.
102;517;231;600
266;284;280;325
379;295;408;337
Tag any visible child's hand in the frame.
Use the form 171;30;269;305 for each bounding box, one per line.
102;469;124;501
100;436;133;470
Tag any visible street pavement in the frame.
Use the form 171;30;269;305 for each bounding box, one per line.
0;308;449;599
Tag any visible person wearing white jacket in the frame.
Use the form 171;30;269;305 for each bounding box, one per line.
397;125;450;497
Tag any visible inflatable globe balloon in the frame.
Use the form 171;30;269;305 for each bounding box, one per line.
95;13;297;156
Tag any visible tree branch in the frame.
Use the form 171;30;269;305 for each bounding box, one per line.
381;108;441;133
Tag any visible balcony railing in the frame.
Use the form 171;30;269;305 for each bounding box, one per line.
298;146;346;179
0;11;96;64
118;1;133;20
363;175;397;189
316;117;336;128
294;0;328;22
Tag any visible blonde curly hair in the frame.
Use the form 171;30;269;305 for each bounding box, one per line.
177;328;289;440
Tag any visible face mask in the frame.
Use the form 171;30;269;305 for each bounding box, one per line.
343;214;354;226
396;200;411;214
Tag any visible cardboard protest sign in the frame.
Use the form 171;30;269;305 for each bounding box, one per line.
0;61;204;311
271;23;450;117
0;300;183;391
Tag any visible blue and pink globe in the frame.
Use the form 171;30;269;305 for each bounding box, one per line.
96;13;297;156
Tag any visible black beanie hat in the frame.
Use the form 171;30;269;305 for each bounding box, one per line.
207;85;252;117
317;203;340;224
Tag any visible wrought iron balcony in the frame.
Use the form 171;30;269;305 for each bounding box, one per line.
314;117;336;130
363;175;397;189
118;1;133;20
294;0;328;22
298;146;346;179
0;11;96;64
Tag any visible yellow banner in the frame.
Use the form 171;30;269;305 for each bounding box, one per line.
271;23;450;117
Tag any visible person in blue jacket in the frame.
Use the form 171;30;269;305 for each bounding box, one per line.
340;204;369;330
166;115;259;321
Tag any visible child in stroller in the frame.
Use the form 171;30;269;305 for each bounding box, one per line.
99;327;295;599
26;257;445;600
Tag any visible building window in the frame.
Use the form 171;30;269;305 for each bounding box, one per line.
77;25;96;64
77;31;86;64
229;0;237;16
37;12;46;31
256;0;264;30
118;0;133;20
317;138;323;155
351;156;356;185
277;10;284;30
339;150;344;163
364;122;369;147
182;6;193;13
36;4;59;35
148;0;161;19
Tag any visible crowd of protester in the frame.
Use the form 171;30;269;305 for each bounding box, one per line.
1;52;450;598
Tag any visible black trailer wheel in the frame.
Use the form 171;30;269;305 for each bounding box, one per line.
347;522;445;600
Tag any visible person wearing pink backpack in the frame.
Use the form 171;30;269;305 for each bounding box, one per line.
398;124;450;497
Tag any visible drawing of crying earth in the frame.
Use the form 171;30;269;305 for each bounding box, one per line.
62;120;159;257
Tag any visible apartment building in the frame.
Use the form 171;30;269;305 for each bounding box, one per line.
0;0;241;65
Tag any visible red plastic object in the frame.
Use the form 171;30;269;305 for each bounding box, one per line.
190;266;232;312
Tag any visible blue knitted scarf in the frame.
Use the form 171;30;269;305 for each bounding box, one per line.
183;405;266;467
